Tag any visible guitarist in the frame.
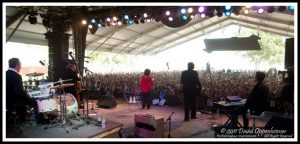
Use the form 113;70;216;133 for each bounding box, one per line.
64;61;82;108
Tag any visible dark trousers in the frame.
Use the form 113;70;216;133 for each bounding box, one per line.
232;107;263;129
184;93;197;120
7;98;40;124
141;91;152;109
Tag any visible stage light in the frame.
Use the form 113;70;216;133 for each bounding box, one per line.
89;25;98;34
190;15;195;19
143;13;148;18
134;19;139;24
216;11;223;17
225;5;231;11
124;15;129;20
42;18;50;27
168;17;173;21
128;20;134;25
243;9;249;14
81;20;87;25
91;19;96;23
146;19;151;23
225;11;231;16
188;7;193;13
181;8;186;14
117;21;122;25
278;6;286;12
198;6;205;13
106;17;111;22
111;22;116;26
182;15;188;20
257;8;264;14
200;13;206;18
267;6;275;13
88;24;93;29
28;15;37;24
166;10;171;16
97;23;101;28
288;6;294;11
233;6;241;16
134;15;141;20
112;16;118;21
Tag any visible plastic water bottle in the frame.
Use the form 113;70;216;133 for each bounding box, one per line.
216;109;220;120
102;118;106;124
97;114;102;123
247;109;251;119
133;97;136;103
101;118;106;128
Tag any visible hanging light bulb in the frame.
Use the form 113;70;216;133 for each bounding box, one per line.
81;20;87;25
166;10;171;16
188;7;193;13
243;9;249;14
112;16;118;21
198;6;205;13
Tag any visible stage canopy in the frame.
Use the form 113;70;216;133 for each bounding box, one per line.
6;5;295;56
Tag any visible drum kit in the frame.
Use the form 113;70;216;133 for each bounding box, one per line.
27;75;79;133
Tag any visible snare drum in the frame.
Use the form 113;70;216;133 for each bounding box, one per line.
28;91;42;98
38;82;55;95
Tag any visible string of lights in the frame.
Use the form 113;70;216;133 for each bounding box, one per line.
26;6;294;34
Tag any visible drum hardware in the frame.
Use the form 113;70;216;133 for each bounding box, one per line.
44;86;75;133
50;83;74;89
52;79;73;84
26;72;44;77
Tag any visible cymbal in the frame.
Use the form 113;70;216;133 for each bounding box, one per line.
26;72;44;77
50;83;74;89
53;79;73;84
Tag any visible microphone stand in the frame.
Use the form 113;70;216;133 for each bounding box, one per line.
164;112;174;138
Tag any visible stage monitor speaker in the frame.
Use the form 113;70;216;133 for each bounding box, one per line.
285;38;294;69
97;95;117;109
265;116;294;135
165;95;181;106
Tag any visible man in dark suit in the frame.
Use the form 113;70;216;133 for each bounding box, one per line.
181;62;202;121
6;58;40;124
242;71;269;129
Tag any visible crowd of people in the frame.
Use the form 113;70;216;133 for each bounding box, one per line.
81;68;286;111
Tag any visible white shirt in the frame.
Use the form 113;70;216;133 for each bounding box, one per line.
8;68;20;75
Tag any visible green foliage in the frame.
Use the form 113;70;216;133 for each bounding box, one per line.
234;27;285;66
86;50;128;65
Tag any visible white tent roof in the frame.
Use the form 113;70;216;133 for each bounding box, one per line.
6;5;295;56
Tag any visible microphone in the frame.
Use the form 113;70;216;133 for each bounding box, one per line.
84;67;93;74
39;60;45;66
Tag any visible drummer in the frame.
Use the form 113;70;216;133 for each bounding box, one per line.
6;58;45;125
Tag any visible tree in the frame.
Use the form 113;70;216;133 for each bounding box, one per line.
234;27;285;69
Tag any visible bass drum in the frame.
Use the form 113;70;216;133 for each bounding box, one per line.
55;93;78;117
